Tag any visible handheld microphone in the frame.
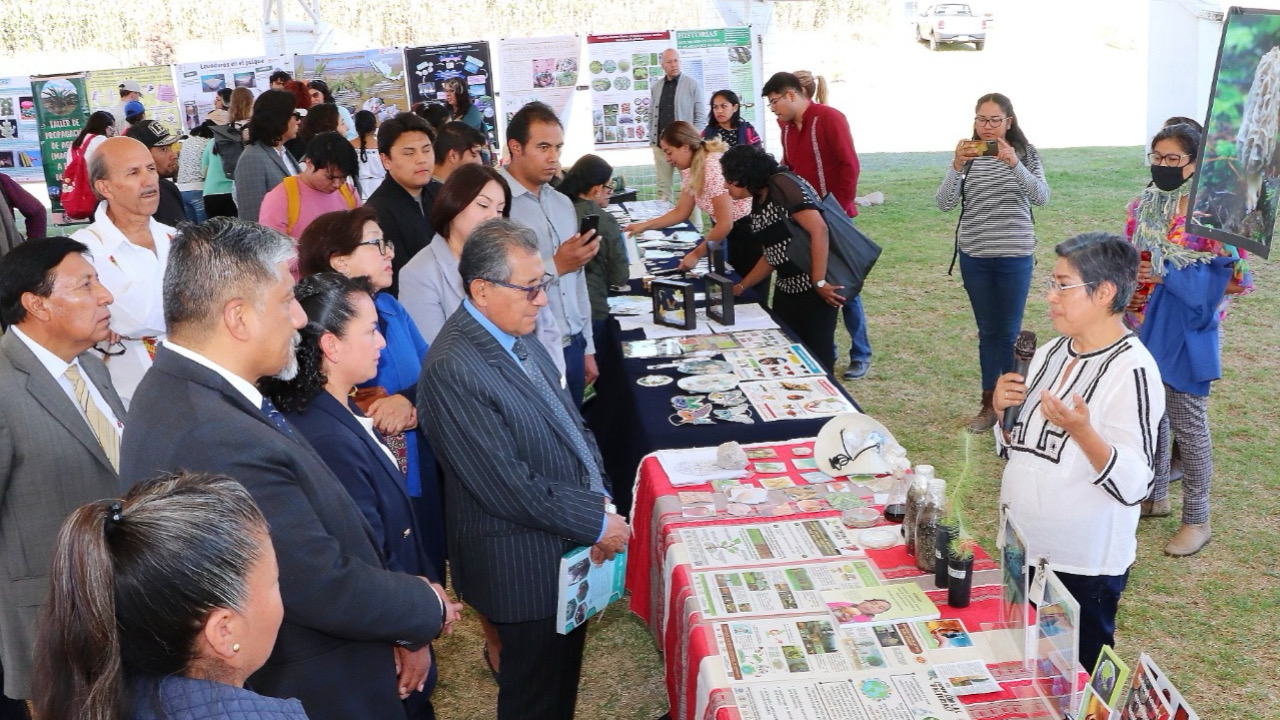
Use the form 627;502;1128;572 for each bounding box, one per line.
1001;330;1038;432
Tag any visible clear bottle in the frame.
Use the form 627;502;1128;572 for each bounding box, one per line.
914;479;946;574
903;465;934;555
883;466;909;522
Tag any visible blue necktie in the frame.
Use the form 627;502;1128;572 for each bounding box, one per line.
512;338;605;495
261;396;293;435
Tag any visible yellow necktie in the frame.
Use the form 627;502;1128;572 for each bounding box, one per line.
64;364;120;472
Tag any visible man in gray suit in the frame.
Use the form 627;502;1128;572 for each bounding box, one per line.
649;49;704;201
0;237;125;705
419;218;628;720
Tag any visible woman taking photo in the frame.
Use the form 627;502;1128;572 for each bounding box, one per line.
202;87;253;218
992;232;1162;672
936;92;1050;433
720;144;846;370
557;154;630;333
701;89;762;149
352;109;386;198
31;471;306;720
260;273;441;717
297;207;444;575
1124;120;1251;556
235;89;302;222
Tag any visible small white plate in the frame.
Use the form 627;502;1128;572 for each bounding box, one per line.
636;374;674;387
858;527;898;550
677;373;739;393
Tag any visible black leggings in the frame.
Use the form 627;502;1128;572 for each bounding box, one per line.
727;217;772;307
772;289;838;371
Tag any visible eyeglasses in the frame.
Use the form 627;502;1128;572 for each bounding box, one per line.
94;340;126;357
767;95;785;107
1148;152;1192;167
484;273;557;301
356;238;392;256
975;116;1008;127
1045;278;1093;294
324;172;348;184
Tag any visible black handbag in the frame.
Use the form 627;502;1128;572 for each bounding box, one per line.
780;172;882;301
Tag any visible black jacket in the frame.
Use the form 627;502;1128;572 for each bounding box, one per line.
154;178;185;227
366;178;438;297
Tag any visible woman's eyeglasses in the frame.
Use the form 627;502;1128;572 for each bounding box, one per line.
1148;152;1192;167
974;116;1008;127
93;340;126;357
1044;278;1093;294
484;274;557;301
356;238;392;256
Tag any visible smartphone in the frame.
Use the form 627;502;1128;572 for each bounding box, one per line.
962;140;998;157
578;214;600;240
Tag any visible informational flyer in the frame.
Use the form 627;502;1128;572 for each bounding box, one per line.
496;35;579;129
678;517;863;570
555;546;625;634
713;615;853;682
821;583;941;627
0;76;42;181
295;49;409;123
403;41;496;148
740;378;856;422
732;670;969;720
693;560;880;619
30;73;90;213
586;31;672;148
840;622;930;670
933;659;1001;695
722;344;825;381
174;55;291;131
86;65;181;134
674;27;762;125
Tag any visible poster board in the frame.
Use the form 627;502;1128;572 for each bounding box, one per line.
674;27;762;126
0;76;41;181
586;31;672;149
496;35;579;132
1188;7;1280;259
403;41;497;148
30;73;90;214
174;55;292;132
86;65;181;135
294;49;409;124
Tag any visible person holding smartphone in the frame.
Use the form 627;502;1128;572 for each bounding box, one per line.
936;92;1050;434
558;155;629;338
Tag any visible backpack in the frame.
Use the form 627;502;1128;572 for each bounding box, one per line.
60;135;97;220
210;122;247;179
282;175;357;235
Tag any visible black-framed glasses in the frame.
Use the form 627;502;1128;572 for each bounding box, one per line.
975;116;1008;127
356;238;392;256
93;340;126;357
483;273;557;301
1148;152;1192;167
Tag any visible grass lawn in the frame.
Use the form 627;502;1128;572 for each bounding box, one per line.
432;145;1279;718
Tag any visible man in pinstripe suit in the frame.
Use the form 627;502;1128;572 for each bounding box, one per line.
419;218;629;720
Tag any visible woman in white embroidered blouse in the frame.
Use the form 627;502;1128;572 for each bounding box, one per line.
992;232;1164;672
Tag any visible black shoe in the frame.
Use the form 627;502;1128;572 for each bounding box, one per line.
842;360;870;380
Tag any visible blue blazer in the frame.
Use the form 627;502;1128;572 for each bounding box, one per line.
284;391;438;581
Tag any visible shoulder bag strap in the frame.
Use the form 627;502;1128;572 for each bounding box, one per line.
947;161;973;276
808;116;827;197
283;176;301;234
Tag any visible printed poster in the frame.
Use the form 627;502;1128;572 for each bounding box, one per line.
174;55;292;131
295;49;409;123
496;35;579;131
678;517;864;569
821;583;941;627
86;65;181;135
721;344;825;381
713;615;854;682
30;73;90;214
586;31;672;148
675;27;762;125
692;560;880;619
731;671;968;720
403;41;497;148
0;76;42;181
740;378;856;422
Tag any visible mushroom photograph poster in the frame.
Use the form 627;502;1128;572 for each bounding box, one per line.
586;31;672;149
0;76;42;181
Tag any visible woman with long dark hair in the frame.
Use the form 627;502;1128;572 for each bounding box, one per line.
351;109;385;198
71;110;117;168
702;89;762;149
557;154;629;330
234;89;302;221
202;88;253;218
442;77;482;131
287;103;347;160
308;79;357;140
30;471;305;720
936;92;1050;433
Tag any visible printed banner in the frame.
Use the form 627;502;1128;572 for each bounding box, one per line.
295;48;409;124
496;35;579;131
86;65;181;135
403;41;496;147
30;73;90;213
0;76;42;181
174;55;292;131
586;31;672;149
675;27;762;126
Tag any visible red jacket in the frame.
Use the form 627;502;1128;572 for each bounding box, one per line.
779;102;860;217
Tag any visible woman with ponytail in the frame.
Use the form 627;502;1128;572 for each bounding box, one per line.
350;110;385;198
30;471;304;720
557;154;629;330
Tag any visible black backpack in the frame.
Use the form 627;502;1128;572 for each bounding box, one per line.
211;122;248;179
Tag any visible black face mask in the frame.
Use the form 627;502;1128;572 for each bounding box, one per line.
1150;164;1190;192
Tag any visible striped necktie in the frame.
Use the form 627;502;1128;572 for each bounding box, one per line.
64;364;120;472
512;338;605;495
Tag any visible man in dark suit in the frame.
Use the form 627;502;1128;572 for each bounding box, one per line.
0;238;125;709
366;112;437;297
419;217;629;720
120;217;458;720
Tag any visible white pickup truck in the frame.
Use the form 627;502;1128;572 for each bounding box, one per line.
915;3;988;51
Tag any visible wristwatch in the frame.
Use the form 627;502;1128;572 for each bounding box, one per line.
814;279;828;289
605;502;618;515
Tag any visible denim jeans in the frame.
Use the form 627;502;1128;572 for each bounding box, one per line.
180;189;207;223
841;295;872;363
958;251;1034;390
562;331;587;410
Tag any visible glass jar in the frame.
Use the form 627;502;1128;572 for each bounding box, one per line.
903;465;934;555
914;479;946;574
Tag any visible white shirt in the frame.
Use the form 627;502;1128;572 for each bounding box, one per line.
353;411;399;466
163;341;264;409
10;326;123;438
73;204;175;410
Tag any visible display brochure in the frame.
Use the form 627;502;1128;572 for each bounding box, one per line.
839;622;932;670
173;55;291;131
1079;644;1130;712
30;73;89;214
821;584;941;627
932;659;1001;696
1081;690;1116;720
692;560;880;619
656;446;751;487
606;295;650;315
586;31;672;149
713;615;854;682
674;27;763;126
404;41;496;149
998;506;1035;667
0;76;43;181
678;517;865;569
621;333;740;358
740;378;855;422
917;619;975;649
87;65;181;135
496;35;578;131
1117;653;1198;720
722;344;825;381
730;329;792;348
731;670;968;720
295;49;409;123
1146;653;1200;720
555;546;626;634
1033;567;1081;719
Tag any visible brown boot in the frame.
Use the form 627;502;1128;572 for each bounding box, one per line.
1140;497;1171;517
967;390;997;434
1165;523;1211;557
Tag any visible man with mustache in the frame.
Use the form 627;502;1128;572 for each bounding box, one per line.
125;120;188;227
119;217;459;720
72;135;175;408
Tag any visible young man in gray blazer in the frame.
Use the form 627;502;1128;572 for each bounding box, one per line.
649;49;704;201
0;238;126;706
419;218;628;720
